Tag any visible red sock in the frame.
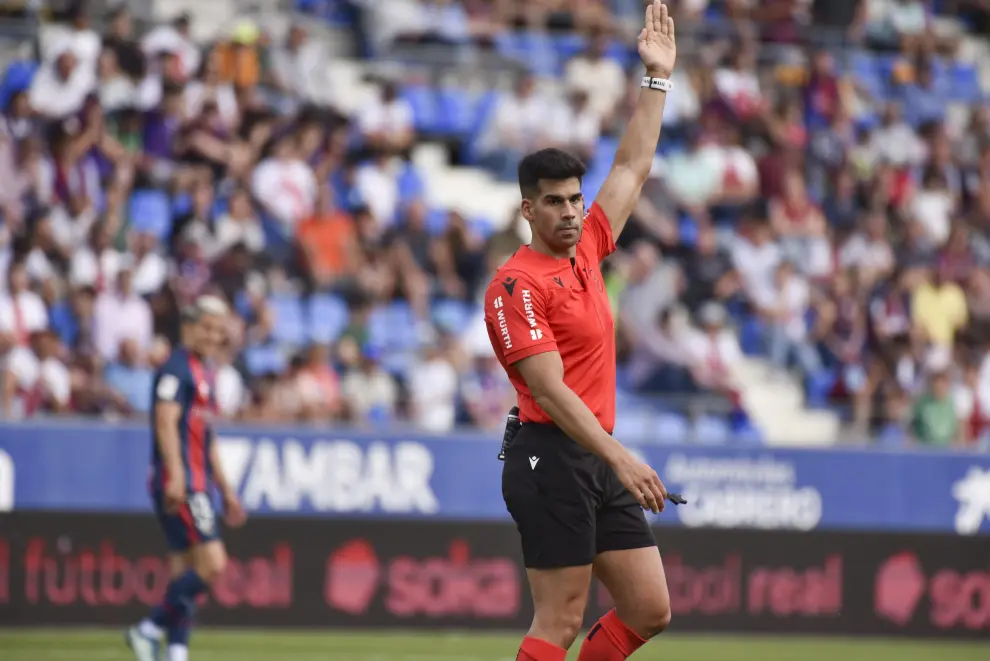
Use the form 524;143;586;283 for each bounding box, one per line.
516;636;567;661
577;609;647;660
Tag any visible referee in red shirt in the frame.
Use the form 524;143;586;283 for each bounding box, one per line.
484;4;678;661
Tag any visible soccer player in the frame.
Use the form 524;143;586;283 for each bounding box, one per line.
483;3;678;661
126;295;246;661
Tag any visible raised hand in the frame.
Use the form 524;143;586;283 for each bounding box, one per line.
638;1;677;79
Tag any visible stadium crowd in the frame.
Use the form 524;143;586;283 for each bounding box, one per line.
0;0;989;448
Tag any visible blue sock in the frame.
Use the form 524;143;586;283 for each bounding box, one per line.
148;570;209;629
167;603;194;647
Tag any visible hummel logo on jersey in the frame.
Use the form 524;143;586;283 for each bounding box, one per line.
553;277;564;288
502;277;518;296
530;329;543;340
493;296;503;309
529;456;540;470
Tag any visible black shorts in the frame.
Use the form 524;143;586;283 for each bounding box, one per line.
502;423;657;569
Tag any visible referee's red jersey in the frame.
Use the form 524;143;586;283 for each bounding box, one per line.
484;202;618;433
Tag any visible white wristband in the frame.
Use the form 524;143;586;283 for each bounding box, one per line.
641;76;673;92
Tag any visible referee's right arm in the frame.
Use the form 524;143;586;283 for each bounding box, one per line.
488;277;668;513
515;352;667;513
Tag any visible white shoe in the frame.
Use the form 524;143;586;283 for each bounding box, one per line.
125;626;161;661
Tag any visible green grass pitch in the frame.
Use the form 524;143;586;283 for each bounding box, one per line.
0;630;986;661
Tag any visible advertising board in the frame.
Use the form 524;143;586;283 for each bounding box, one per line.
2;422;990;534
1;513;987;638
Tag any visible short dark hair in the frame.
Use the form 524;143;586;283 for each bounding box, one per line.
517;148;586;199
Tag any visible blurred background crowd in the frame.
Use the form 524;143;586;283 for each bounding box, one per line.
0;0;989;449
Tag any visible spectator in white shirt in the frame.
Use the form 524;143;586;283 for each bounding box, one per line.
684;302;744;397
357;81;415;154
341;346;398;424
765;261;823;377
43;4;102;76
28;48;97;119
93;262;154;362
212;186;266;259
355;153;400;227
871;103;925;167
252;134;318;232
549;91;601;164
911;167;956;247
1;329;71;419
69;222;122;292
141;13;201;81
838;212;895;285
714;44;765;120
479;75;554;181
408;344;459;432
564;32;627;124
184;49;239;131
269;24;327;105
98;48;138;113
0;260;49;352
732;211;783;312
953;357;990;447
129;231;170;297
215;348;248;419
662;67;702;132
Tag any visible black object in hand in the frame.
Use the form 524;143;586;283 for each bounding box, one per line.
666;492;687;505
497;406;522;461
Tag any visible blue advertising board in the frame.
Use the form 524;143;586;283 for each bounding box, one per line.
1;421;989;535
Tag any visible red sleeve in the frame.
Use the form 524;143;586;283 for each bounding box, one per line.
485;273;557;365
581;202;616;262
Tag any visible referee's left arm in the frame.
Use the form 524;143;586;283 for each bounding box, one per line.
595;2;676;239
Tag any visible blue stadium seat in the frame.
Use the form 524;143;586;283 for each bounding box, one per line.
514;31;559;76
426;207;449;234
581;165;609;201
308;294;349;344
653;412;689;445
693;415;731;445
210;196;229;220
171;193;193;217
739;317;766;356
847;51;887;99
234;290;253;318
268;295;307;346
401;85;440;133
604;40;635;69
244;344;288;376
733;424;764;445
397;164;425;205
594;137;620;167
432;299;471;332
368;301;419;350
678;215;699;248
462;90;501;164
470;215;497;239
380;350;416;379
0;60;37;108
260;212;292;263
437;87;476;136
552;33;586;67
949;64;980;103
805;369;836;409
128;189;172;241
612;407;656;441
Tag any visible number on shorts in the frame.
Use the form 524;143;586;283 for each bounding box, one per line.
188;492;216;535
